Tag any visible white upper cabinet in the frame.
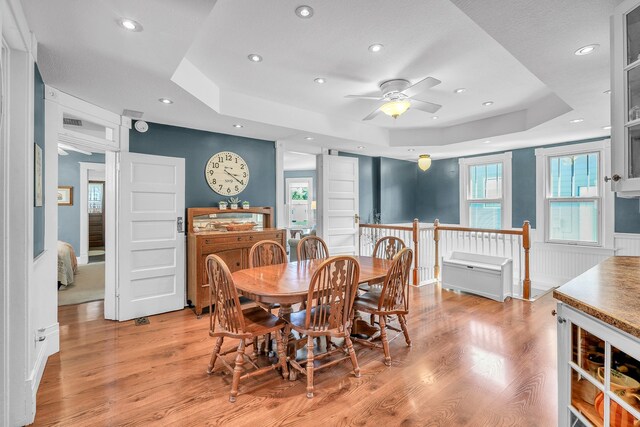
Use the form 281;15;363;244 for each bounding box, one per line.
612;0;640;197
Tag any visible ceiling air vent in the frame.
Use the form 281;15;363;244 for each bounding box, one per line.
123;109;144;119
63;118;82;126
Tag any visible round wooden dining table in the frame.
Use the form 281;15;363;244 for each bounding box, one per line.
231;255;393;316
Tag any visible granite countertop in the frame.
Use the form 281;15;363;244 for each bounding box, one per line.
553;256;640;339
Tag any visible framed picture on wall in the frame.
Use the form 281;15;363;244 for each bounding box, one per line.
57;186;73;206
34;143;43;207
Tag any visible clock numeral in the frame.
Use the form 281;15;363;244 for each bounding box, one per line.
208;170;214;175
225;154;232;161
242;172;247;178
218;185;223;191
211;178;216;184
226;188;231;194
218;156;223;162
213;162;220;169
235;185;239;192
240;164;245;170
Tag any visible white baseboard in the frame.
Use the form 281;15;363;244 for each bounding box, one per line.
78;254;88;265
27;322;59;422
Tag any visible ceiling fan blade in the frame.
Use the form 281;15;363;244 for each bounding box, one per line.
404;76;441;98
410;99;442;114
345;95;383;100
362;105;383;121
58;143;92;156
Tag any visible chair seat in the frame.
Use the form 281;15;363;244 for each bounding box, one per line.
241;306;287;335
287;305;337;334
354;290;382;312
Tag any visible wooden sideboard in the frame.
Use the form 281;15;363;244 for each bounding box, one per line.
186;207;285;315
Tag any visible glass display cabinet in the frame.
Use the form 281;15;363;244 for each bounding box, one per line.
557;303;640;426
611;0;640;196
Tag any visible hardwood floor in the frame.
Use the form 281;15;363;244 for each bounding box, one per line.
34;285;559;426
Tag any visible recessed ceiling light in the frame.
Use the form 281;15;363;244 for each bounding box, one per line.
575;44;600;56
483;140;491;144
569;118;584;124
248;54;263;62
233;124;244;128
602;125;612;130
314;77;326;84
482;101;494;107
295;5;314;18
357;146;365;150
407;148;415;152
119;18;143;32
368;44;384;53
604;89;611;95
432;116;439;120
305;136;314;140
158;98;173;104
454;88;466;94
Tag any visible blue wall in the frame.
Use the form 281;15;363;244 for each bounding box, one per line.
33;65;45;257
380;157;418;223
415;137;640;233
58;152;105;253
129;122;276;212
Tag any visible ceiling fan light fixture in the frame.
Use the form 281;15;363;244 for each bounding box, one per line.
418;154;432;171
380;100;410;118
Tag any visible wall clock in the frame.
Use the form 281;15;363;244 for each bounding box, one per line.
205;151;250;196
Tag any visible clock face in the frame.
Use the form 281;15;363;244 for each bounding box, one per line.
205;151;250;196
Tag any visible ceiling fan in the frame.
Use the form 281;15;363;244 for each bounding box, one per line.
346;77;442;121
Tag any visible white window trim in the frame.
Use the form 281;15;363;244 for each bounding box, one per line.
535;139;614;249
459;152;512;229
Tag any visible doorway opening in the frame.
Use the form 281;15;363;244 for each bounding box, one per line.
57;145;106;307
283;150;317;260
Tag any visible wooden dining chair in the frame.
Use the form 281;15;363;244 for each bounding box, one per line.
248;240;287;353
373;236;406;260
353;248;413;366
296;235;329;261
205;254;289;403
248;240;287;269
285;256;361;398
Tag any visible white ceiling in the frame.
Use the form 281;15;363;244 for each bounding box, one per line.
22;0;621;161
283;151;316;171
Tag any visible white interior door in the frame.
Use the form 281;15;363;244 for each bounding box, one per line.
317;154;359;255
118;152;185;321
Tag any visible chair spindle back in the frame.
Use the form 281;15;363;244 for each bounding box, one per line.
249;240;287;268
379;248;413;312
205;254;245;335
305;256;360;333
297;236;329;261
373;236;406;260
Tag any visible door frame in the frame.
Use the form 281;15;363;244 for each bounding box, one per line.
47;86;130;320
79;162;105;264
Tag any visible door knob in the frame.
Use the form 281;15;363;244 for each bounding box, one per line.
604;174;621;182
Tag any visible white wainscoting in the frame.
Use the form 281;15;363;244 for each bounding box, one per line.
530;230;640;290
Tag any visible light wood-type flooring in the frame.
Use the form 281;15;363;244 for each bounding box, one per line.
34;285;558;426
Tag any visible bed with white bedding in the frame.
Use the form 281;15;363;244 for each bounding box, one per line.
57;241;78;286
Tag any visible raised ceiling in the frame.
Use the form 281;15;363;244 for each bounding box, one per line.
22;0;619;160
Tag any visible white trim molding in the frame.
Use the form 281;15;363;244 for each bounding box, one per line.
459;151;512;229
535;139;614;250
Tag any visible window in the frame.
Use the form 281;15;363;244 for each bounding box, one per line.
88;182;104;214
535;140;613;248
547;153;599;244
460;152;512;229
